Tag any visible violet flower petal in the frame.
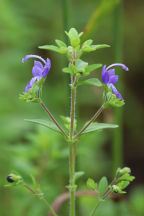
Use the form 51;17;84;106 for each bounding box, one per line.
107;69;115;76
109;75;119;85
110;84;123;100
25;77;37;93
32;65;43;77
106;63;129;71
42;58;51;77
34;60;43;69
101;65;109;84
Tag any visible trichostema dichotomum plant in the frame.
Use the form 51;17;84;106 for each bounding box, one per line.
6;28;135;216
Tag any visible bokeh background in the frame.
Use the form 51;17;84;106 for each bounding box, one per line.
0;0;144;215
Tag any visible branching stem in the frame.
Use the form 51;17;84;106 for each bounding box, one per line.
40;100;68;139
23;183;57;216
75;104;104;138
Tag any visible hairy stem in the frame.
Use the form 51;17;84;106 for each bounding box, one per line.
40;100;68;138
69;141;75;216
23;183;57;216
70;76;76;139
69;75;77;216
75;104;104;138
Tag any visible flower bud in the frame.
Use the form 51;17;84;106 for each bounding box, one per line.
112;185;121;193
116;167;131;178
6;174;23;184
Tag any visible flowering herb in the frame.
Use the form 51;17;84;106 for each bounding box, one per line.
15;28;135;216
102;63;129;100
22;55;51;93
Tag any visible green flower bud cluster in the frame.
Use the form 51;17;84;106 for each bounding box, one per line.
86;167;135;200
110;167;135;194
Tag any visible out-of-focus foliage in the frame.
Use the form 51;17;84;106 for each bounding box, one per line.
0;0;144;215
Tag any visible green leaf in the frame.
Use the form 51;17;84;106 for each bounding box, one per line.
39;45;66;54
99;176;108;197
77;78;102;87
74;171;85;182
117;173;135;182
82;123;118;134
24;119;63;134
60;116;77;131
65;28;80;47
62;67;73;74
82;39;93;47
87;178;97;190
55;39;67;47
82;44;110;52
75;59;88;73
85;64;102;74
117;181;130;190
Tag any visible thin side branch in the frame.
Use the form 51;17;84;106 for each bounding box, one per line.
40;100;68;138
75;104;104;138
24;183;57;216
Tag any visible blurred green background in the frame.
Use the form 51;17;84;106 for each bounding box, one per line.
0;0;144;215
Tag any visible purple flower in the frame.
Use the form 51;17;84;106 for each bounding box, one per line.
22;55;51;93
101;63;129;100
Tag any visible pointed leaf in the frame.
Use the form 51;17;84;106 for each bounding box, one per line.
82;123;118;134
39;45;66;54
55;39;67;47
82;44;110;52
85;64;102;73
82;39;93;47
77;78;102;87
117;181;130;190
74;171;85;182
87;178;97;190
62;67;73;74
65;28;80;47
76;59;88;72
90;44;110;50
99;176;108;197
24;119;63;134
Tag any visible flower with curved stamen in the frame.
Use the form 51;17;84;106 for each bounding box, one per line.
22;55;51;93
101;63;129;100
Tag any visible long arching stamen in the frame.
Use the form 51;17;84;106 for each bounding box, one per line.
106;63;129;71
22;55;46;64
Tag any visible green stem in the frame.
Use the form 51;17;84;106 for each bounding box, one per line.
112;1;123;175
70;76;76;139
90;200;102;216
23;183;57;216
40;100;68;139
69;141;75;216
75;104;104;138
69;75;76;216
